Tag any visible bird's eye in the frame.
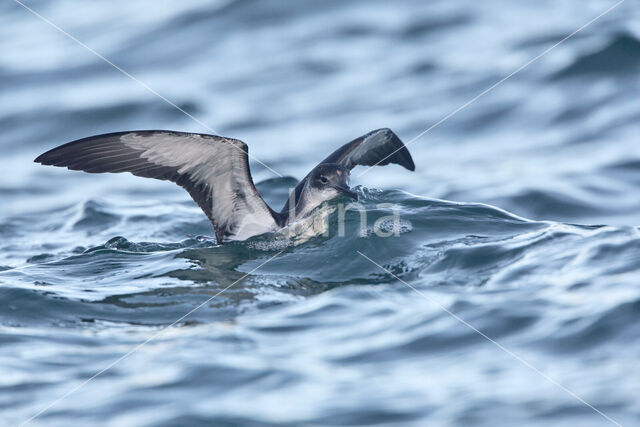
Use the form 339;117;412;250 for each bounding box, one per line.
319;175;328;184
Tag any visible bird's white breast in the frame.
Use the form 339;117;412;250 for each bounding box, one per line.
226;211;278;241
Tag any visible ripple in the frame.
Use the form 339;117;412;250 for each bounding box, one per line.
552;32;640;79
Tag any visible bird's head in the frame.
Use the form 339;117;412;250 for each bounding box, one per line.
309;163;358;201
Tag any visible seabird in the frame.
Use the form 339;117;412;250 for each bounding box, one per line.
35;128;415;243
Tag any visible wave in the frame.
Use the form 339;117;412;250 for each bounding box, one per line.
552;32;640;79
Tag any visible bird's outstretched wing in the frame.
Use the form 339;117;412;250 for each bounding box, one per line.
279;128;415;216
35;131;279;243
319;128;415;171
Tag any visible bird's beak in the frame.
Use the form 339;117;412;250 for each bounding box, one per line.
332;185;359;201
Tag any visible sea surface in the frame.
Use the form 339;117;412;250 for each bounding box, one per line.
1;0;639;425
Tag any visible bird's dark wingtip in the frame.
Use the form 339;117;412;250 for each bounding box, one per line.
385;128;416;172
34;143;72;166
399;152;415;172
34;150;55;165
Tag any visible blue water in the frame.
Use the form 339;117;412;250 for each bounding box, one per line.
1;0;640;425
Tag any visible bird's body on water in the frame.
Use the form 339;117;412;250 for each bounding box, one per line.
35;128;415;243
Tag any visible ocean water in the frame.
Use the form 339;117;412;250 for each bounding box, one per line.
1;0;639;425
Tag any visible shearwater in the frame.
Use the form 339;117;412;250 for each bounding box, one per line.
35;128;415;243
